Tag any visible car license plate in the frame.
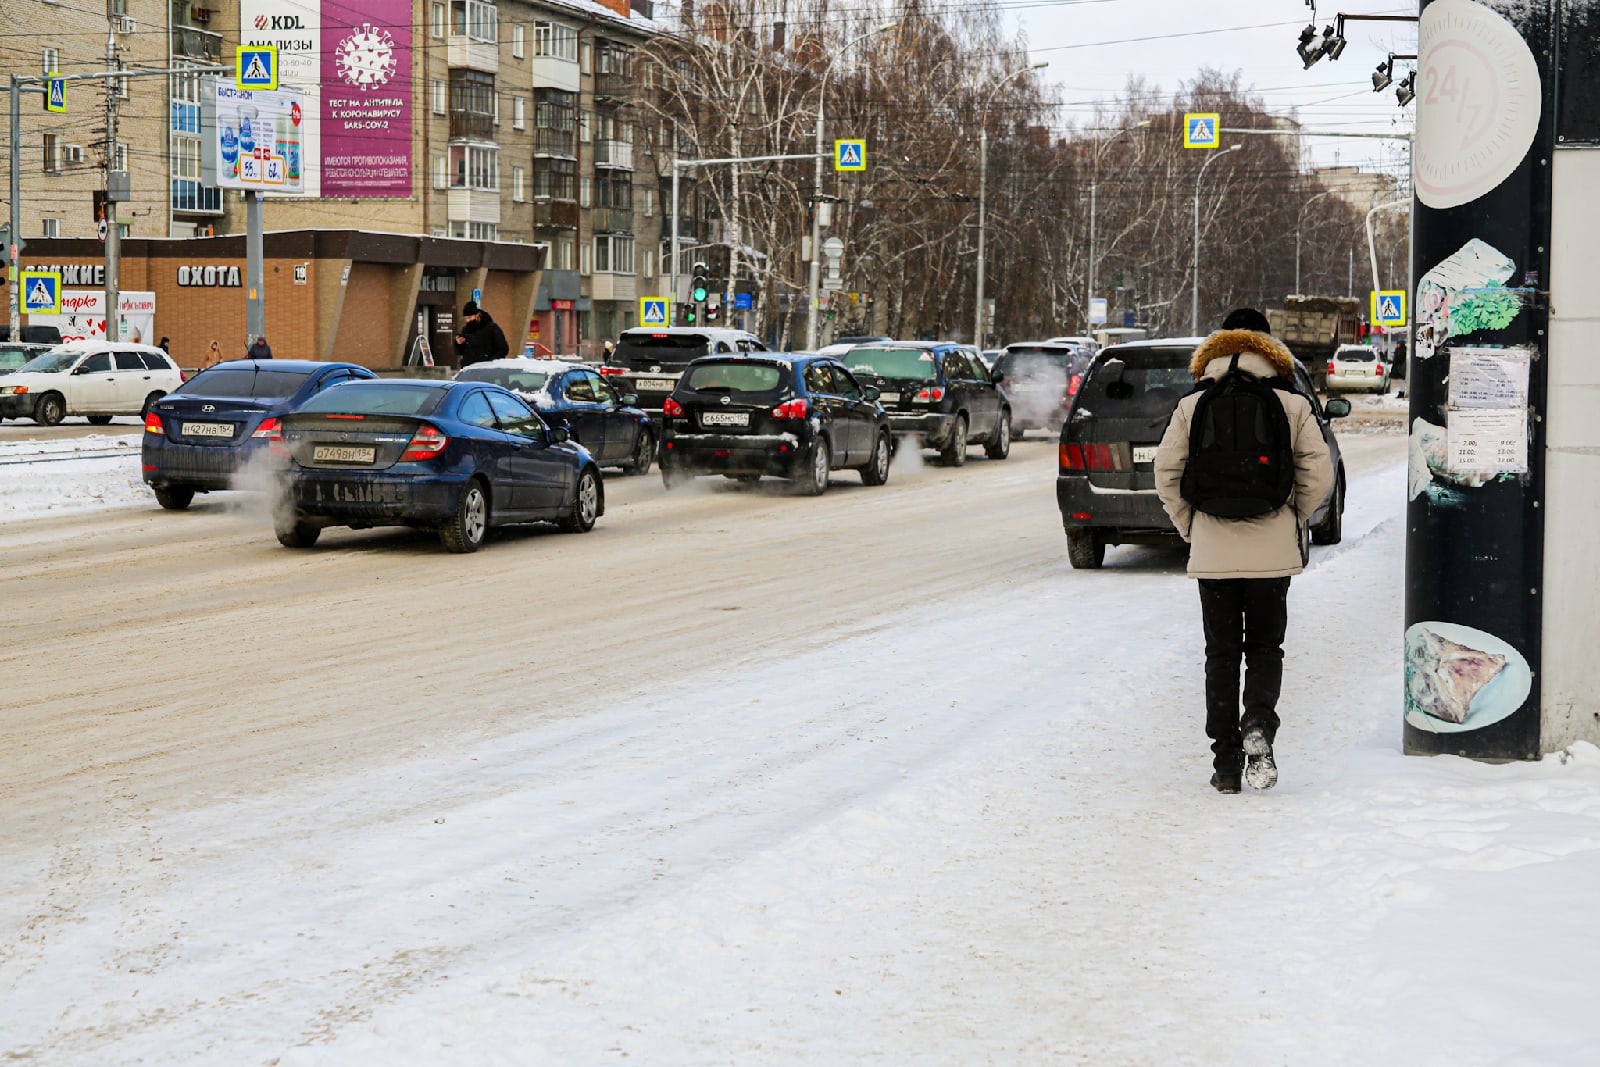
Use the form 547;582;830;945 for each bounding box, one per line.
182;421;234;438
312;445;376;463
700;411;750;428
637;379;677;393
1132;445;1158;464
877;391;900;403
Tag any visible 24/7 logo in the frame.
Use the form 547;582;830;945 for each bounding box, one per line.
255;14;304;29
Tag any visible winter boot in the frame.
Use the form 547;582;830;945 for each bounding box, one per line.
1243;727;1277;791
1210;770;1242;794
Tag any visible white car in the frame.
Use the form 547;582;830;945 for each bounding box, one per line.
1327;344;1391;394
0;340;184;425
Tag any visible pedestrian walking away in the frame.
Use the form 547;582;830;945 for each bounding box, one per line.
454;300;510;366
203;340;223;369
247;336;274;359
1153;307;1334;795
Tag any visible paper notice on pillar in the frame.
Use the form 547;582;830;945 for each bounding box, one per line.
1447;409;1528;474
320;0;412;197
1448;346;1532;408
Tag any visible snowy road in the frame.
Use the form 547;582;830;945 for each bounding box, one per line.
4;428;1599;1064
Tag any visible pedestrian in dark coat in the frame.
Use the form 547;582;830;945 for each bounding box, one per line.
454;301;510;366
247;336;273;359
1153;307;1334;795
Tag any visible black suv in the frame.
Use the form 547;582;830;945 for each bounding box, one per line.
992;342;1094;437
841;342;1011;465
659;353;892;495
602;327;767;428
1055;339;1349;569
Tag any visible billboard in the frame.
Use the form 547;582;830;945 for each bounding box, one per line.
209;84;306;193
239;0;412;198
30;291;157;345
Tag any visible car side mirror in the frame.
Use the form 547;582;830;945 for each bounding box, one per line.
991;371;1005;384
72;365;90;375
620;393;639;406
550;425;571;443
1324;397;1351;418
862;386;880;401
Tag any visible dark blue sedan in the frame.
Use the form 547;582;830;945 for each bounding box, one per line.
142;359;377;510
268;379;603;553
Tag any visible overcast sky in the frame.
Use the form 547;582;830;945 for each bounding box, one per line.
1009;0;1418;177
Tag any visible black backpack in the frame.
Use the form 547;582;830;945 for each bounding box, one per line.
1179;354;1296;518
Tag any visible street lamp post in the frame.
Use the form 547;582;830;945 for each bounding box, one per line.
1295;187;1339;295
973;62;1046;349
805;23;895;352
1191;143;1242;335
1086;119;1150;333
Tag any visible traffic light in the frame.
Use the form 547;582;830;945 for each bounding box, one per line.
706;302;720;323
690;261;709;305
684;304;698;325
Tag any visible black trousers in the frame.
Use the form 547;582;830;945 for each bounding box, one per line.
1198;577;1290;773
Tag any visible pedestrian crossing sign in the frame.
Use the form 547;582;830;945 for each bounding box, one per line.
1184;112;1220;149
1372;289;1407;328
834;139;866;171
21;270;61;315
640;297;670;327
46;75;65;114
236;46;278;91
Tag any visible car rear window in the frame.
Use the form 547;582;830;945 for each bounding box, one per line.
175;367;314;400
0;346;38;370
456;366;549;392
1336;348;1376;362
1078;349;1196;419
845;347;938;381
612;334;711;368
994;348;1080;377
295;382;446;416
683;361;785;394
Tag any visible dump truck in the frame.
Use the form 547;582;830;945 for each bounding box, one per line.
1267;296;1361;392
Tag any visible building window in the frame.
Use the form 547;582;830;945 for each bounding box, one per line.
431;1;445;38
450;143;498;190
432;154;448;189
531;157;574;199
449;69;495;140
512;96;525;130
431;79;446;115
450;221;498;240
42;47;59;73
580;241;591;275
450;0;497;43
42;218;61;238
512;165;525;202
595;172;631;210
579;108;592;143
512;24;525;58
532;21;577;61
557;234;576;270
114;142;128;171
42;133;60;173
596;43;631;77
593;235;635;274
641;187;655;217
641;248;654;280
493;91;500;126
579;175;591;208
170;67;221;213
580;41;592;74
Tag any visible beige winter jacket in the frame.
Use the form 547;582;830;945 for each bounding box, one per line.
1154;330;1335;579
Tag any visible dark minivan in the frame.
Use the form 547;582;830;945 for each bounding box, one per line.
658;353;892;495
842;342;1011;465
1055;339;1349;568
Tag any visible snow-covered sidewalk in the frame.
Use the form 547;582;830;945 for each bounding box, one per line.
5;456;1599;1064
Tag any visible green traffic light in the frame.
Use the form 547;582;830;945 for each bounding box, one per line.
691;286;708;302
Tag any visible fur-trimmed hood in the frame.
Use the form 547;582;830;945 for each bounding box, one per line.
1189;329;1296;381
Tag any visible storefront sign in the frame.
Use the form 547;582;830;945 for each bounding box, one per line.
177;265;244;287
29;291;156;345
551;299;574;311
23;263;105;286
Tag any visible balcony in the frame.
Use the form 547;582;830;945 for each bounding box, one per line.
532;128;576;157
449;111;495;141
447;188;501;225
661;215;697;239
448;35;498;74
171;25;223;62
590;273;636;302
593;140;634;170
531;55;579;93
531;200;579;229
591;207;633;233
594;72;631;101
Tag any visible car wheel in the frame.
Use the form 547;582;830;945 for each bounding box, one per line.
153;484;195;511
985;410;1012;460
625;428;655;476
35;392;66;426
940;415;968;467
1312;471;1345;546
1066;528;1106;569
797;438;830;496
275;517;321;548
559;467;600;533
86;415;114;426
860;431;891;486
141;392;166;416
439;479;489;553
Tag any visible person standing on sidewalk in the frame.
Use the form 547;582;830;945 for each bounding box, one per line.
1154;308;1334;794
454;300;509;366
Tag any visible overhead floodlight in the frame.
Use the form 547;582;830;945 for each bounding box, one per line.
1372;58;1394;92
1300;25;1335;68
1325;33;1347;60
1396;70;1416;107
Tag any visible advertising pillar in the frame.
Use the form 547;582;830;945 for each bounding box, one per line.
1403;0;1553;758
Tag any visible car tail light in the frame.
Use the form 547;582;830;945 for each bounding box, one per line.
913;386;945;403
663;396;684;417
1060;443;1083;470
143;411;163;434
1067;373;1082;397
251;416;281;440
1375;363;1385;375
1061;443;1121;470
401;424;448;461
770;398;808;419
179;371;190;383
1071;512;1093;520
1328;361;1336;376
598;366;625;376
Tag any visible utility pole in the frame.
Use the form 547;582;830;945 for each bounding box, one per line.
1190;144;1240;335
8;76;28;334
973;127;987;347
103;0;122;342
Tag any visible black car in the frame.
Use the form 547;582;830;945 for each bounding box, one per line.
992;342;1094;437
454;359;656;475
842;342;1011;465
602;327;768;428
658;353;892;495
142;359;377;509
1055;339;1349;569
269;379;604;553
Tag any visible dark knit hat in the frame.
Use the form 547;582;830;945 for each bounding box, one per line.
462;300;480;316
1220;307;1271;334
